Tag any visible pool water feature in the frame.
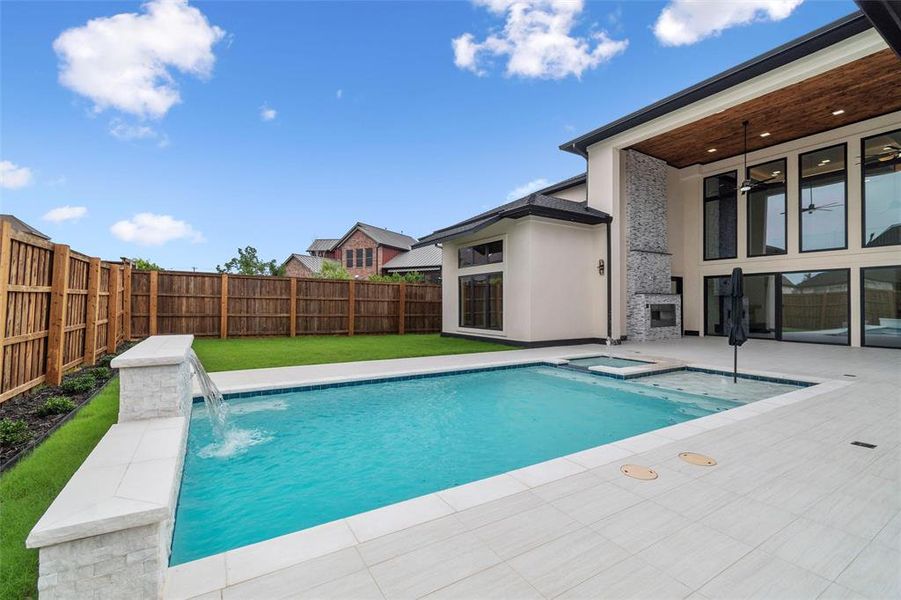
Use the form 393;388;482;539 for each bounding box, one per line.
170;364;799;565
566;355;653;369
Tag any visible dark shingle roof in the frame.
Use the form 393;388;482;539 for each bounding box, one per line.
382;245;442;271
336;222;418;251
414;193;610;247
306;238;339;253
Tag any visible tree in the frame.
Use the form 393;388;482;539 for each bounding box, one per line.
216;246;284;276
131;258;162;271
315;260;351;280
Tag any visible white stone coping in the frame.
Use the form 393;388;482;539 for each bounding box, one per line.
27;417;187;549
111;334;195;368
166;356;845;599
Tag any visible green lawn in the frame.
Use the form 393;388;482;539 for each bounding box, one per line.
192;333;511;372
0;380;120;600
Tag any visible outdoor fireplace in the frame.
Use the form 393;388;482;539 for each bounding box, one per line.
650;303;677;328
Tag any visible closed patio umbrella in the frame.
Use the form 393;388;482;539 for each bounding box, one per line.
728;267;748;383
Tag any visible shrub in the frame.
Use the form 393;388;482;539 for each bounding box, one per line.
37;396;77;417
89;366;112;381
0;419;31;447
60;374;95;395
368;272;426;283
97;354;115;368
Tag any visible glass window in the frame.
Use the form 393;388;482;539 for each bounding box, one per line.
862;266;901;348
703;172;737;260
345;249;353;267
862;129;901;247
781;270;849;345
745;274;778;339
355;248;364;267
704;276;730;336
458;240;503;267
459;273;503;330
800;145;846;252
747;159;787;256
365;248;373;267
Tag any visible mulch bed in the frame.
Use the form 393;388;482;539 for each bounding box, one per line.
0;343;135;468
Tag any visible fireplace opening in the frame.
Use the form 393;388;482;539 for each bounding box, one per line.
649;303;676;328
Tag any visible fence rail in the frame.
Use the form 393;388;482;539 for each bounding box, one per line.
0;219;442;403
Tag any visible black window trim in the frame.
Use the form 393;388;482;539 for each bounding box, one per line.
745;158;788;258
860;264;901;350
702;170;738;261
458;239;504;268
798;142;848;254
703;267;851;346
458;271;503;331
861;128;901;249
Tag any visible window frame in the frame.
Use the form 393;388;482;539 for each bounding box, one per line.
458;240;504;268
780;267;851;347
861;128;901;249
745;158;788;258
355;248;364;268
860;264;901;349
702;170;738;261
798;143;848;254
458;271;503;331
365;248;374;267
345;249;353;268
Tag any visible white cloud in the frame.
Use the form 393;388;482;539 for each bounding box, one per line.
336;89;343;100
0;161;34;189
654;0;803;46
453;0;628;79
110;212;205;245
43;205;87;223
52;0;226;119
507;178;549;200
259;104;277;121
108;118;170;147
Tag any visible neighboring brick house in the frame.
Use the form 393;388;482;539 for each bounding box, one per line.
280;253;337;277
332;222;418;279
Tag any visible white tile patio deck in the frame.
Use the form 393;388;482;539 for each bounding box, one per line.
172;337;900;600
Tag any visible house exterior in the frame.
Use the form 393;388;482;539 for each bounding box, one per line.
418;9;901;350
288;222;442;280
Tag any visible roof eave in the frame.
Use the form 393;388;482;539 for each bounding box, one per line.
559;11;872;155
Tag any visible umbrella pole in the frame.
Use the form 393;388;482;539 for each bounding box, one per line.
733;345;737;383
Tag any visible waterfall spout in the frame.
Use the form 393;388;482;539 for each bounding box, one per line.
188;349;228;437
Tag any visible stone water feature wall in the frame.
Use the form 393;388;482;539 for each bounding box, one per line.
624;150;682;342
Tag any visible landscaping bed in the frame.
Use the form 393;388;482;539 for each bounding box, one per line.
0;343;133;468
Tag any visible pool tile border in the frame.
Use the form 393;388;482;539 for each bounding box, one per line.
168;358;849;599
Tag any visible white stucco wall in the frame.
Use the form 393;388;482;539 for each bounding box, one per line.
551;182;587;203
441;217;607;343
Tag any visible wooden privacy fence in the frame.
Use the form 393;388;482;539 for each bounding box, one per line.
129;270;441;339
0;221;128;403
0;221;442;402
781;291;849;330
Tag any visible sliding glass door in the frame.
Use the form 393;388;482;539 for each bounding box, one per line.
705;274;778;339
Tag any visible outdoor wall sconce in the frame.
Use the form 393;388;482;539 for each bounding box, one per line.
597;258;605;276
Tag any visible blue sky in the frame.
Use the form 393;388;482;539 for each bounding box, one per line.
1;0;857;270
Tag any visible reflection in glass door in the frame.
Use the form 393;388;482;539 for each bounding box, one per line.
745;274;778;339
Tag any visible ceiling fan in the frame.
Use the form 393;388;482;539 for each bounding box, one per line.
738;121;778;194
866;143;901;165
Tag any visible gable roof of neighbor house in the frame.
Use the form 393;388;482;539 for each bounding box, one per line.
283;253;336;273
334;222;418;251
0;214;50;240
414;193;611;247
559;11;874;155
382;244;442;271
306;238;339;253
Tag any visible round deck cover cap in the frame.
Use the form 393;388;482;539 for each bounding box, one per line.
679;452;717;466
620;464;658;480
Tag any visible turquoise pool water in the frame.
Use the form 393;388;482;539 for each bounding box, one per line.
567;355;651;368
171;365;744;564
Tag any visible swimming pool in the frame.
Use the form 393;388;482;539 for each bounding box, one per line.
170;364;793;564
566;355;653;368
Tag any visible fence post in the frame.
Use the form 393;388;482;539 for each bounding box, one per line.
106;265;120;353
46;244;70;386
220;273;228;339
289;277;297;337
122;264;132;341
149;270;158;336
347;280;355;336
398;282;406;335
84;258;101;365
0;221;12;379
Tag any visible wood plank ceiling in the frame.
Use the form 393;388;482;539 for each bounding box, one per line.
629;49;901;168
